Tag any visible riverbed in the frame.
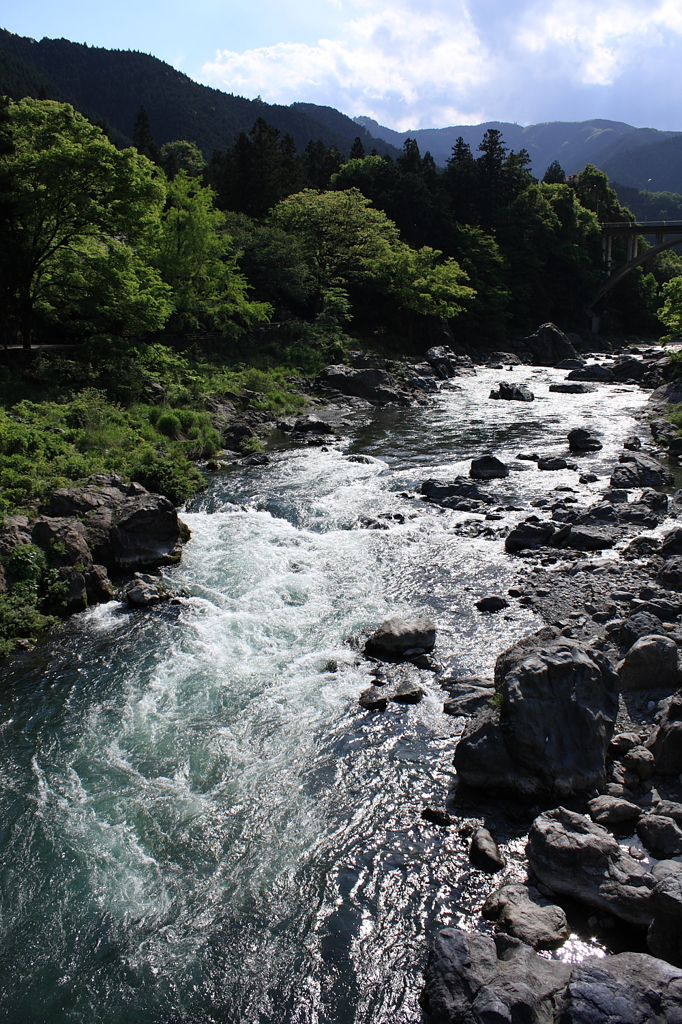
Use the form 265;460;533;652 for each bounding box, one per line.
0;367;652;1023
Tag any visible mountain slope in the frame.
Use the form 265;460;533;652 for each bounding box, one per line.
601;135;682;194
354;115;680;178
0;29;393;158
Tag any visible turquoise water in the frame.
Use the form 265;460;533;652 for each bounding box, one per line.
0;368;648;1022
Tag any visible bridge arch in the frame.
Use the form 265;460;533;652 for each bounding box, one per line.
587;222;682;330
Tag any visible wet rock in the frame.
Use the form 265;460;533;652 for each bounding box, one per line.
443;687;494;717
567;364;615;382
641;488;669;512
612;357;646;382
523;323;578;365
617;635;680;691
527;806;656;926
423;926;682;1024
391;679;424;704
611;452;674;489
579;471;599;482
315;365;410;405
651;418;681;445
469;827;505;872
549;382;597;394
653;860;682;882
648;873;682;967
31;516;92;567
125;572;170;607
425;345;458;379
624;434;643;450
562;525;616;550
505;520;555;553
84;565;115;604
469;455;509;480
619;612;666;648
359;685;389;711
537;456;572;471
646;694;682;775
421;477;491;503
662;529;682;558
489;381;534;401
637;814;682;858
241;453;270;466
555;358;585;369
292;414;334;434
568;428;603;452
475;595;509;612
364;615;436;658
655;800;682;826
455;640;619;799
421;807;453;826
588;794;642;827
482;883;569;949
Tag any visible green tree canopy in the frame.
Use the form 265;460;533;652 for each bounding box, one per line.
658;277;682;339
159;139;206;180
1;97;171;347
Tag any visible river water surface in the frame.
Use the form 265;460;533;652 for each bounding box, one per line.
0;368;651;1023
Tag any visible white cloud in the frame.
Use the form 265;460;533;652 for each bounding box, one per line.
198;0;682;129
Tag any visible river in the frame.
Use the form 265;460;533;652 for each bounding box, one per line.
0;367;651;1023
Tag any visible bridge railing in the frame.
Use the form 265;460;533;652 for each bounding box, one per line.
600;220;682;230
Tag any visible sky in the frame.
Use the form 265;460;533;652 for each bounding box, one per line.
1;0;681;131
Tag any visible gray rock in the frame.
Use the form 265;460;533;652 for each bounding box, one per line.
423;926;682;1024
638;814;682;859
84;565;115;604
563;525;616;551
455;641;619;799
125;572;169;607
653;860;682;882
568;428;603;452
663;529;682;558
470;455;509;480
658;557;682;591
647;694;682;776
425;345;458;379
0;515;32;556
620;612;666;649
364;615;436;657
623;745;656;780
505;520;555;553
617;635;680;691
56;566;89;614
315;364;410;405
489;381;534;401
391;678;424;704
421;477;491;503
609;732;641;758
359;685;389;711
588;795;642;827
443;687;494;717
523;323;578;366
32;516;93;567
527;806;656;926
567;364;615;382
549;382;597;394
648;873;682;967
655;800;682;826
611;453;674;489
292;414;334;434
482;883;569;949
555;358;585;369
624;434;643;450
469;827;505;873
613;357;646;382
538;457;572;471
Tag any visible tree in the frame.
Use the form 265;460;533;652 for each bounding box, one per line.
151;172;270;333
269;188;473;331
658;277;682;339
209;118;305;218
159;140;205;180
132;105;160;163
349;136;366;160
442;137;478;225
302;139;344;189
543;160;566;184
477;128;507;230
1;98;170;348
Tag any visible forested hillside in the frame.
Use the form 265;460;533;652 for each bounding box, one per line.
601;135;682;195
0;29;398;158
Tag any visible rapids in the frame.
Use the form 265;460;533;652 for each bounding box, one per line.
0;367;651;1022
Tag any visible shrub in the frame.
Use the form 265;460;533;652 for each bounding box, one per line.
156;412;182;437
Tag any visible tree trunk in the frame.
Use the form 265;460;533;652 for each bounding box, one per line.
20;299;31;350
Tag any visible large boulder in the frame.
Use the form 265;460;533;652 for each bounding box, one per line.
567;364;615;382
314;365;410;405
617;635;680;691
527;807;656;926
505;519;555;553
364;615;436;657
31;516;92;567
523;323;577;366
422;926;682;1024
548;382;596;394
648;873;682;967
568;427;602;452
0;515;32;555
454;640;619;799
489;381;534;401
469;455;509;480
482;883;569;950
647;693;682;775
40;476;186;573
611;453;674;489
421;478;491;504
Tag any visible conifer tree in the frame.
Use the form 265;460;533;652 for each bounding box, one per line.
132;105;160;163
349;136;365;160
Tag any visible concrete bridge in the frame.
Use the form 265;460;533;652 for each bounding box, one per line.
587;220;682;331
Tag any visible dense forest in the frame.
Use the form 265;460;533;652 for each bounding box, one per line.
1;91;682;653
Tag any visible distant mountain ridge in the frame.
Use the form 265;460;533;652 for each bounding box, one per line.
354;114;682;186
0;29;399;159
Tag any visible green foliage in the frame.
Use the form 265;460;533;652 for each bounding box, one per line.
659;277;682;339
159;139;205;179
